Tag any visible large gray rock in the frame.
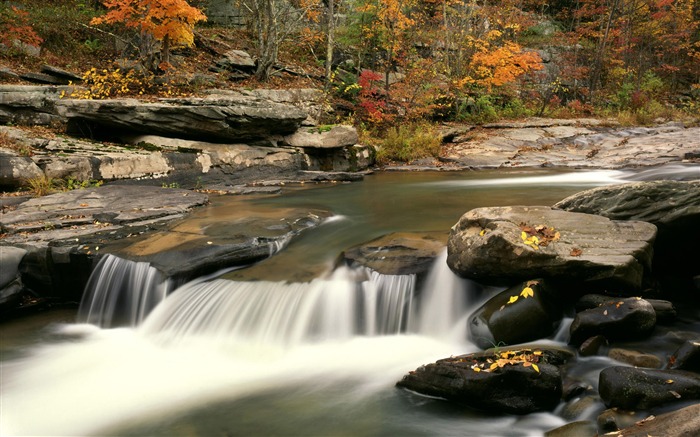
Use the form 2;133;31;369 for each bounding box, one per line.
446;206;656;291
0;246;27;310
0;85;72;126
555;180;700;275
599;366;700;410
569;297;657;346
468;279;564;349
56;95;307;142
215;49;256;70
0;154;43;188
668;340;700;372
284;125;359;149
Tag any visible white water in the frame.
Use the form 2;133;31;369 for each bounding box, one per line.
77;254;173;327
0;255;487;436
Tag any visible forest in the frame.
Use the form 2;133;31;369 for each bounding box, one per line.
1;0;699;162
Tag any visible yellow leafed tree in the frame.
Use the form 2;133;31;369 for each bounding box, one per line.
92;0;206;70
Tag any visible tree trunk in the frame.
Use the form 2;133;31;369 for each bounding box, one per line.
325;0;334;89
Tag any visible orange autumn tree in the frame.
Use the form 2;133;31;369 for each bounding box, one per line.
91;0;206;71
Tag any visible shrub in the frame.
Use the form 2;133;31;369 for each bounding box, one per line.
375;122;441;164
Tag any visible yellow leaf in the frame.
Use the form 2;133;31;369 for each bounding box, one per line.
666;379;674;384
533;351;542;356
489;362;498;370
473;367;481;372
520;287;534;298
532;363;540;373
521;231;528;241
480;229;486;236
507;295;519;304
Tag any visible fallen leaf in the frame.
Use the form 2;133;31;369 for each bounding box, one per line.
604;310;608;315
507;295;519;304
669;390;681;399
666;379;674;384
531;363;540;373
570;248;583;257
520;286;534;298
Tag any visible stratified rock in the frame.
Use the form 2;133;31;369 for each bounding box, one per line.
599;366;700;410
668;340;700;372
0;85;73;126
555;180;700;275
397;348;568;414
467;279;564;349
569;297;656;346
284;125;359;149
342;232;446;275
611;403;700;437
56;95;307;142
446;206;656;291
20;72;65;85
40;65;83;83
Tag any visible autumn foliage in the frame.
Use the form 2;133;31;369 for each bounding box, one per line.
0;6;43;50
91;0;206;69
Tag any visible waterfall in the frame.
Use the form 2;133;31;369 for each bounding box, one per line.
78;254;172;328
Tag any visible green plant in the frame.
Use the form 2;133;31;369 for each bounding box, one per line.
25;175;58;197
161;182;180;188
375;122;441;164
64;178;103;190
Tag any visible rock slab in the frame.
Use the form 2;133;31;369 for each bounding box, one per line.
447;206;656;291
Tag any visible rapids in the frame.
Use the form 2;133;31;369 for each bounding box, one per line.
1;166;697;436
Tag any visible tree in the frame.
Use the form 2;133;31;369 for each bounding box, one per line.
91;0;206;71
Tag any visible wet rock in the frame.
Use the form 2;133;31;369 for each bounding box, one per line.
597;408;645;433
668;340;700;372
575;294;676;324
555;180;700;276
447;206;656;291
578;335;608;356
284;125;359;149
56;95;307;143
467;279;564;349
569;298;656;346
396;348;567;414
342;232;446;275
610;403;700;437
608;348;662;368
599;366;700;410
544;421;596;437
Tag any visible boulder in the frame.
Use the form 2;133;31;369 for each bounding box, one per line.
608;348;662;368
555;180;700;275
668;340;700;372
284;125;359;149
40;65;83;83
0;246;27;310
0;154;43;188
569;297;656;346
544;421;597;437
610;403;700;437
467;279;564;349
599;366;700;410
56;95;307;142
575;294;676;324
215;49;256;70
342;232;446;275
397;348;569;414
446;206;656;291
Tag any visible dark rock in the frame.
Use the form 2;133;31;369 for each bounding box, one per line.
599;366;700;410
342;232;446;275
668;340;700;372
569;298;656;346
555;180;700;276
608;348;662;368
611;403;700;437
396;348;567;414
447;206;656;291
40;65;83;82
0;154;44;188
0;67;20;81
56;95;307;143
467;279;564;349
578;335;608;356
0;246;27;310
575;294;676;324
20;72;67;85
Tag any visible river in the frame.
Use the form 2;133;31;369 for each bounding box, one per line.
1;165;698;436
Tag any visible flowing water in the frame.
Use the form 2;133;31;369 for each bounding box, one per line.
1;165;698;436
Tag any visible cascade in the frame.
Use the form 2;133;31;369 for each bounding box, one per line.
78;254;173;328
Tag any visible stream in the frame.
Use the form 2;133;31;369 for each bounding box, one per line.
1;165;698;436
